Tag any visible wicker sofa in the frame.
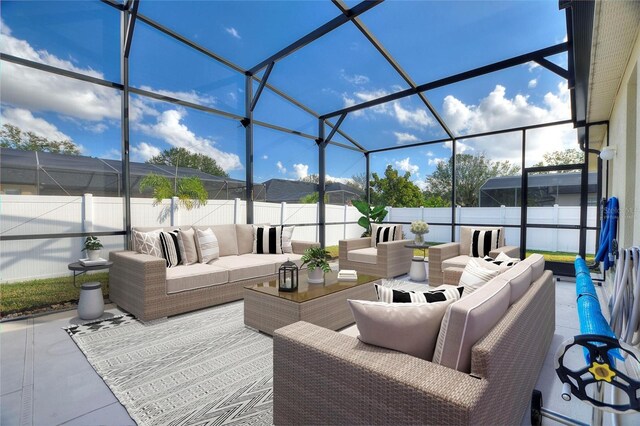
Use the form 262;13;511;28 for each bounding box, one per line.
273;254;554;425
429;226;520;285
109;224;318;321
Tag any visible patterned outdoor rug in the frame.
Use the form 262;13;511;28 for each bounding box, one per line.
65;301;273;426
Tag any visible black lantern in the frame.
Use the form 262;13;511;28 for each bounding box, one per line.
278;259;299;292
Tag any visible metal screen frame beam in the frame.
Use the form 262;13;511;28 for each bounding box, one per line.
318;121;327;248
321;43;569;119
332;0;456;140
250;62;275;112
248;0;383;75
123;0;139;59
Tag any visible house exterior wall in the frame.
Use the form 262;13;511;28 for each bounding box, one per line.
605;30;640;248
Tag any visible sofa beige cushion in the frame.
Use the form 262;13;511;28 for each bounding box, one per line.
207;224;238;256
495;262;533;304
442;254;472;270
460;258;501;296
459;226;505;256
521;253;545;282
195;228;220;263
347;247;378;264
243;253;305;270
349;299;454;360
166;263;228;294
433;276;511;373
210;255;275;282
177;228;198;265
235;224;255;254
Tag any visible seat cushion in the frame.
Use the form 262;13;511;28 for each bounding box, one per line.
494;262;533;305
209;255;275;282
166;263;229;294
441;254;472;270
347;247;378;265
243;253;305;270
433;276;511;373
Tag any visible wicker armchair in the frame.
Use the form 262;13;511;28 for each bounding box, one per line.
429;226;519;285
338;224;412;278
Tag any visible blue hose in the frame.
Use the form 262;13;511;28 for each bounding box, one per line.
595;197;619;271
575;257;621;364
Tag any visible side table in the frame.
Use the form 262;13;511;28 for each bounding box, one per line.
404;244;432;282
68;261;113;320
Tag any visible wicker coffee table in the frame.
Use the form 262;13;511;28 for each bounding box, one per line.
244;271;380;335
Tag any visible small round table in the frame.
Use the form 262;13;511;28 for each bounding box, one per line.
404;244;432;282
68;261;113;320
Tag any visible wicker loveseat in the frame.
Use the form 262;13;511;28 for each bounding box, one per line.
109;224;317;321
273;254;554;425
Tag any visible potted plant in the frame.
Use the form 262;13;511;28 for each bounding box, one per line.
82;236;104;261
352;199;388;237
410;220;430;245
301;247;331;283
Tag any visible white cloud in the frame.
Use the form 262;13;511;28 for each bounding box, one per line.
1;107;71;141
426;150;434;157
292;163;309;179
138;85;215;107
441;83;574;163
528;79;538;89
225;27;241;39
340;69;370;85
262;154;268;160
131;142;161;162
101;148;121;160
326;175;355;185
394;157;419;175
413;180;428;191
394;131;420;144
276;161;286;174
428;157;448;166
0;22;120;122
137;109;243;172
392;102;435;129
527;61;541;72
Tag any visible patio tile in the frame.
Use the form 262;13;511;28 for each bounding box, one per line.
58;402;134;426
0;389;22;425
0;322;28;396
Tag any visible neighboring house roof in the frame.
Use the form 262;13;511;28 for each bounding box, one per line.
262;178;363;203
480;172;597;194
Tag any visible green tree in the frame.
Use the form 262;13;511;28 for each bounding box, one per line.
533;148;584;170
139;173;208;210
424;153;520;207
0;123;80;155
147;147;228;177
369;165;424;207
299;192;328;204
350;172;367;191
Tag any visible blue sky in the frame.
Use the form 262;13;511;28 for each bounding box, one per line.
0;1;575;188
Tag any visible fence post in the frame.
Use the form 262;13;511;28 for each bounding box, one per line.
420;206;425;221
553;204;560;252
386;206;392;223
343;204;348;239
171;196;179;226
83;193;93;232
234;198;241;224
280;202;287;226
500;205;506;225
316;202;320;242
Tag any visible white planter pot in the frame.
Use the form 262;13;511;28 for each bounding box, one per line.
87;249;101;261
307;268;325;284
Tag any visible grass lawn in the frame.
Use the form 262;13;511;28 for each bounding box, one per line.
1;272;109;318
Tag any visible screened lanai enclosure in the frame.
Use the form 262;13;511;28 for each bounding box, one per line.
0;0;607;281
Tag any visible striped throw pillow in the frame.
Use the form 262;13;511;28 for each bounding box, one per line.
159;230;182;267
373;225;397;247
470;229;500;257
195;228;219;263
483;252;520;267
253;226;283;254
375;284;463;303
460;257;501;296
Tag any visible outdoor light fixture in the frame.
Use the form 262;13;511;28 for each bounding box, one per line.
599;147;617;161
278;259;299;292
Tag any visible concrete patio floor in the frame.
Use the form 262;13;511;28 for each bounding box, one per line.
0;277;637;426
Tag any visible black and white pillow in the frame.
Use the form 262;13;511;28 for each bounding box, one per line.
483;252;520;267
375;284;463;303
470;229;500;257
159;230;182;268
253;225;283;254
372;225;398;247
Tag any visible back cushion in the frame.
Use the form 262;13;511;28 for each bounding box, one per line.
370;223;402;247
459;226;505;256
236;224;255;254
203;224;238;256
521;253;545;282
433;276;511;373
495;263;533;305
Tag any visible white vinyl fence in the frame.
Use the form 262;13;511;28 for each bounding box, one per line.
1;194;596;283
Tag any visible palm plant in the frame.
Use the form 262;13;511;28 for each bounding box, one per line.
139;173;208;210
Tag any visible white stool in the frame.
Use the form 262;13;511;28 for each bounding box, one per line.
78;282;104;320
409;256;427;282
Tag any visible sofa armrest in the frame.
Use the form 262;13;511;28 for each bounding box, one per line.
376;238;412;261
291;240;320;254
108;250;166;321
428;242;461;285
339;237;371;253
273;321;484;425
489;245;520;258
